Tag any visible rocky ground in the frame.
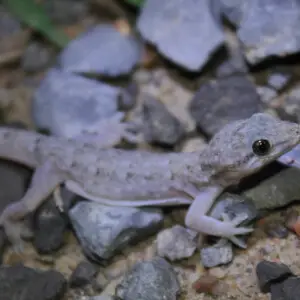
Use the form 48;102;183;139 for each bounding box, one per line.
2;0;300;299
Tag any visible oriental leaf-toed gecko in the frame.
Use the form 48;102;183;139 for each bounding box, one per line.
0;112;300;251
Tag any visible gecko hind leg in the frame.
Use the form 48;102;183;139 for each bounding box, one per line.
0;160;65;250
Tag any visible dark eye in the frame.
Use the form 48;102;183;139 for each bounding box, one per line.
252;139;271;156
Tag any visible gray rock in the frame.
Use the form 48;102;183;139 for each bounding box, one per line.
59;24;143;76
270;281;287;300
216;27;248;78
118;82;139;111
216;57;247;78
0;264;67;300
32;68;120;138
70;261;98;288
256;86;277;104
224;195;259;226
156;225;198;261
69;201;164;262
214;0;249;25
256;260;293;293
21;41;55;73
209;193;237;220
221;0;300;64
280;277;300;300
44;0;88;24
33;198;69;254
200;239;233;268
189;75;263;136
137;0;224;71
267;73;291;91
275;84;300;123
243;167;300;210
208;193;258;249
115;257;180;300
142;94;185;146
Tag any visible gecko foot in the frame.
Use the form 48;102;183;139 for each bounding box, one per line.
220;213;252;249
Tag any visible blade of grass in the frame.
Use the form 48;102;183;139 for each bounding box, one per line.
4;0;70;48
124;0;144;8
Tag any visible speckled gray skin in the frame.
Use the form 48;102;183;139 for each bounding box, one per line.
0;113;299;250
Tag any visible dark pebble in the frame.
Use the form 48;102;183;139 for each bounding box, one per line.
256;260;293;293
69;260;98;288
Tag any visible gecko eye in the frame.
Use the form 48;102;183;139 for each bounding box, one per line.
252;139;271;156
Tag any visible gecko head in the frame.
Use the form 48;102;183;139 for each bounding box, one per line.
201;113;300;183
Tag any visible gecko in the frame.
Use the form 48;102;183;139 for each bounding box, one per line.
0;112;299;251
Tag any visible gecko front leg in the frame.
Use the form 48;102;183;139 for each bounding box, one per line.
185;186;253;241
0;160;66;251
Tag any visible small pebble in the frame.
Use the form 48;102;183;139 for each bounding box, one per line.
200;239;233;268
256;260;293;293
156;225;198;261
256;86;277;104
292;217;300;237
70;261;98;288
118;82;139;111
285;210;299;232
21;41;54;72
264;221;289;239
33;197;69;254
192;274;218;294
268;73;290;90
142;93;185;146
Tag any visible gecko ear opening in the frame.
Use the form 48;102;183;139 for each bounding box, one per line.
200;149;223;173
200;148;236;174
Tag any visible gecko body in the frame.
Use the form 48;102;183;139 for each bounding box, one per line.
0;113;300;250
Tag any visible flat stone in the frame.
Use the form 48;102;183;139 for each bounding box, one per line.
189;75;262;136
32;68;120;138
137;0;224;71
69;201;164;262
59;24;143;76
220;0;300;64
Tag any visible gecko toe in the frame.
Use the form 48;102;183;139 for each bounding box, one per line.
228;236;247;249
